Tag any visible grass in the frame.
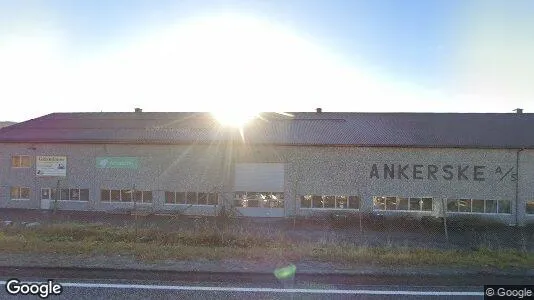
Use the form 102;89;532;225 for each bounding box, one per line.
0;222;533;269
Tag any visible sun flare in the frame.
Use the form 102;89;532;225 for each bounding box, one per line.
211;110;260;128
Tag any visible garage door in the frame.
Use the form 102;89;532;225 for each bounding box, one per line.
234;163;284;192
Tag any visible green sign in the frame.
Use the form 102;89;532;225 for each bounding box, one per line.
96;157;139;169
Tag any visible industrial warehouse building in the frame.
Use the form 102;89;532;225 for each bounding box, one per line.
1;110;534;225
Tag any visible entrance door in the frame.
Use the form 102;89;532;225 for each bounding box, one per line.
233;163;285;217
40;188;51;210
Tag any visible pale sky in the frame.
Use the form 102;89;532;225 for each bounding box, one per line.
1;0;534;122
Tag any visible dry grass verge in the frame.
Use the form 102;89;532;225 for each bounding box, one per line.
0;223;532;269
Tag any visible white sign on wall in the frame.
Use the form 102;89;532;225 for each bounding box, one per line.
36;156;67;177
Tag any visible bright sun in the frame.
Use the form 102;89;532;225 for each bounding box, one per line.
211;110;260;128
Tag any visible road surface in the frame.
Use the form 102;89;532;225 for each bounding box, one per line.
1;266;527;299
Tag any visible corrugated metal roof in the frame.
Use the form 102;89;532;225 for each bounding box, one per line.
0;112;531;148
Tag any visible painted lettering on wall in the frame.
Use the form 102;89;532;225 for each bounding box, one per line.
369;164;515;182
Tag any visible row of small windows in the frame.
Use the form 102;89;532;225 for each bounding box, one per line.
300;195;360;209
447;199;511;214
41;188;89;201
5;186;534;215
100;189;153;203
234;192;285;208
373;196;433;211
165;191;218;205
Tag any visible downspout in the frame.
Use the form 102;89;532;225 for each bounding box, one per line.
515;148;524;226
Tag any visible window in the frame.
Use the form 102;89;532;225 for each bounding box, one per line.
348;196;361;209
374;196;431;212
101;189;151;202
385;197;397;210
374;197;386;210
301;195;360;209
421;198;433;211
458;199;471;212
447;199;508;214
498;200;511;214
198;193;208;205
409;198;421;211
165;191;186;204
110;190;120;201
336;196;348;208
80;189;89;201
133;191;143;202
312;195;322;208
397;197;409;210
447;199;458;212
187;192;198;205
207;193;218;205
142;191;152;203
101;190;110;201
61;189;69;200
527;201;534;214
70;189;79;200
42;188;89;201
12;155;31;168
166;191;216;205
11;187;30;200
41;189;50;200
131;190;152;203
176;192;186;204
301;195;312;208
472;199;484;213
234;192;285;208
165;191;175;204
322;196;335;208
121;190;132;202
485;200;497;213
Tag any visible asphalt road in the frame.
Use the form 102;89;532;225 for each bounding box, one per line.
0;267;517;299
0;279;484;300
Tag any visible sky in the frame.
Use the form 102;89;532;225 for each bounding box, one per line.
1;0;534;121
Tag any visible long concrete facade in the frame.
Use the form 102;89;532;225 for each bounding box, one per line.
1;142;533;225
